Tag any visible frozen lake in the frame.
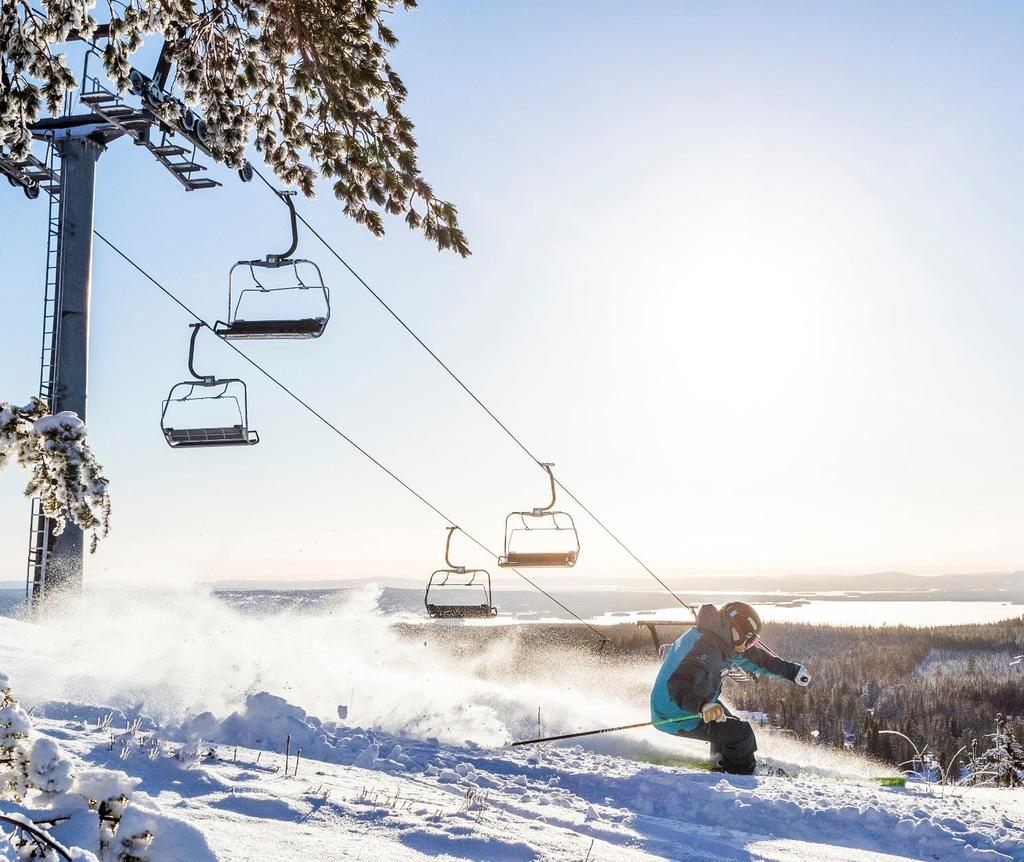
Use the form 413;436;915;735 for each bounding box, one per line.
216;588;1021;629
609;600;1024;628
760;599;1023;627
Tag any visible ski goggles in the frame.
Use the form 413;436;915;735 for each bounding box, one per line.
733;629;759;650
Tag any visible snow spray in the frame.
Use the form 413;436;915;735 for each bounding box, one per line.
6;584;888;778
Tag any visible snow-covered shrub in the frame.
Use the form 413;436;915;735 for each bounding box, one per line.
964;714;1024;787
0;674;32;800
0;676;150;861
0;675;78;801
0;398;111;551
26;737;74;797
73;769;140;855
114;829;153;862
73;768;140;804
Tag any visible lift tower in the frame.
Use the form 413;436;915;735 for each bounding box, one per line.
23;133;102;599
1;37;251;606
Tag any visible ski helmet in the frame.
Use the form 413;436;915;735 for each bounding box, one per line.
721;601;762;648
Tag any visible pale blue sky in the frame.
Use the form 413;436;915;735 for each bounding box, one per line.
2;1;1023;586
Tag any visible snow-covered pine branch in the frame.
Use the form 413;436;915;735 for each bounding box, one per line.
0;398;111;552
1;0;469;256
0;672;150;860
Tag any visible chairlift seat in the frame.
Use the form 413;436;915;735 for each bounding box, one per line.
500;465;580;570
160;337;260;449
425;603;497;619
163;425;259;448
222;251;330;342
499;551;578;568
215;317;327;340
424;552;496;619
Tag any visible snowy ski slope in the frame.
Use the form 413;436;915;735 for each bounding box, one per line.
0;591;1021;861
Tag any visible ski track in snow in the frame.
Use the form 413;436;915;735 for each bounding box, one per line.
26;706;1024;862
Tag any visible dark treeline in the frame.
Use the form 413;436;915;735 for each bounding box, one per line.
721;618;1024;770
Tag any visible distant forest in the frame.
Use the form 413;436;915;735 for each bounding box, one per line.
721;618;1024;771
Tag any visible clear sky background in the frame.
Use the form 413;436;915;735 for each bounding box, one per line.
2;1;1023;587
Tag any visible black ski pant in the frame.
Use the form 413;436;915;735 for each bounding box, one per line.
675;705;757;775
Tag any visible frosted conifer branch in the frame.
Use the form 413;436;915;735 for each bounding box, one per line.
1;0;470;255
0;397;111;552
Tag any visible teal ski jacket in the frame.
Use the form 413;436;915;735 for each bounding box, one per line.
650;604;800;734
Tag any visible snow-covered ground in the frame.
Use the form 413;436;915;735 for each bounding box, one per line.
1;587;1021;861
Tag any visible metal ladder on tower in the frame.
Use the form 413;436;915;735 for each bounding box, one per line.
25;138;65;607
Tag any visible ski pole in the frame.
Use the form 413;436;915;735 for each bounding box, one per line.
512;713;723;747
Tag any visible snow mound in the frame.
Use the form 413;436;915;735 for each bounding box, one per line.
174;691;432;775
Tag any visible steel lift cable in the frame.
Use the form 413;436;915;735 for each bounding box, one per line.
248;166;696;618
92;229;610;645
19;4;689;616
14;12;690;624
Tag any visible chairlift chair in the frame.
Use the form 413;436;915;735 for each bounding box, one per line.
214;190;330;340
498;463;580;568
424;527;497;619
160;323;260;448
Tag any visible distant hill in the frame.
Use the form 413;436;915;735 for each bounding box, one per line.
683;570;1024;593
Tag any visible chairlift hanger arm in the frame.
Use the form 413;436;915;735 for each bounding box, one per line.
532;462;557;515
236;191;300;269
444;525;463;570
186;322;213;382
266;190;299;265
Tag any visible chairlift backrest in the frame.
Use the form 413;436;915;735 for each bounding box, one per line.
498;464;580;568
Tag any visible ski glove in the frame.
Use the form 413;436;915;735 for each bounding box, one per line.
793;665;811;687
701;703;727;723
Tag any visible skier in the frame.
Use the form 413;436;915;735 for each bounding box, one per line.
649;601;811;775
